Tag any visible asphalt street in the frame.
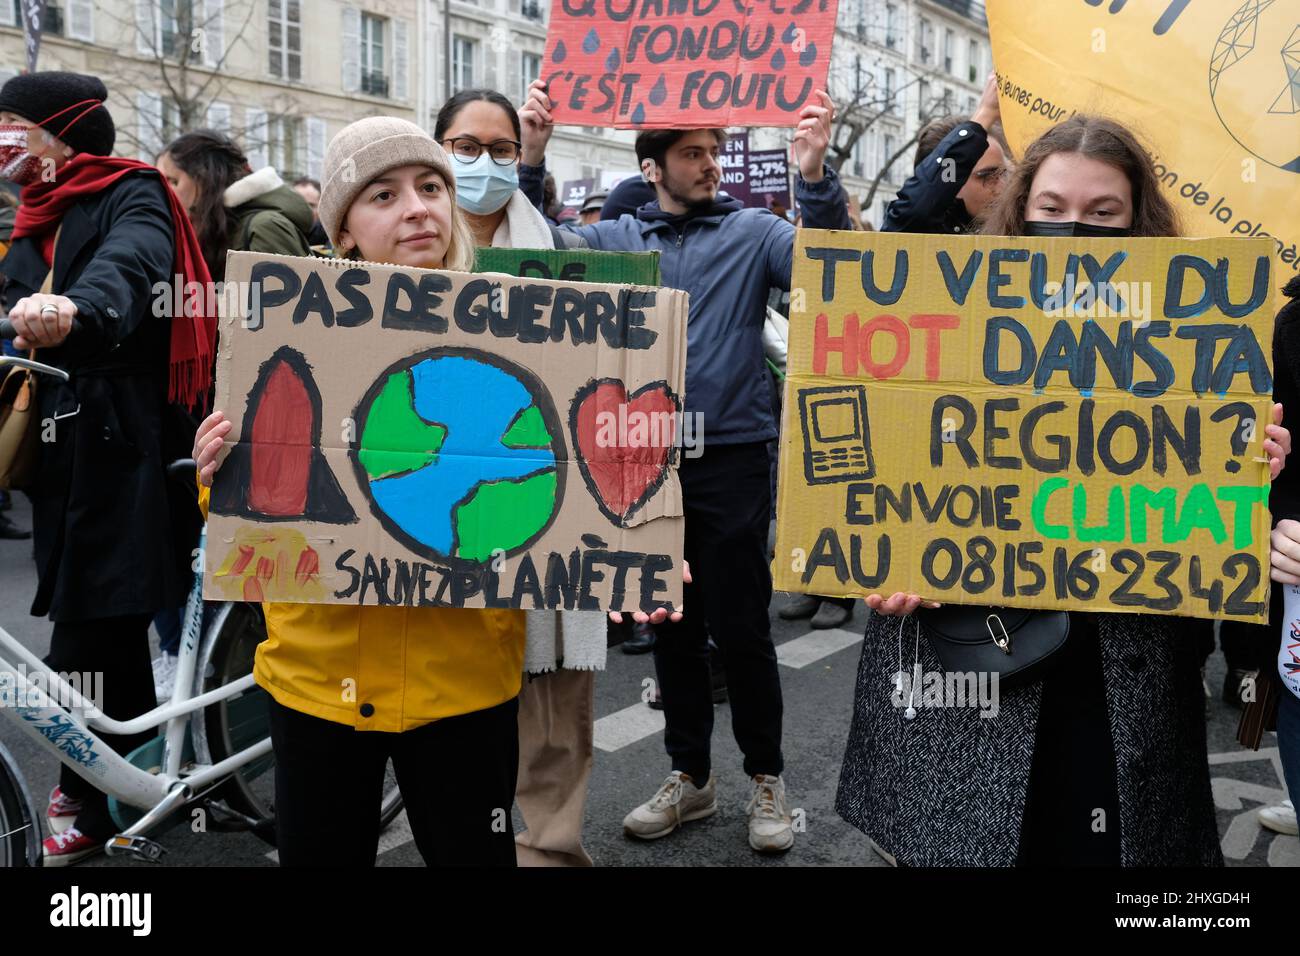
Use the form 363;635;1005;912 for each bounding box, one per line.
0;493;1294;867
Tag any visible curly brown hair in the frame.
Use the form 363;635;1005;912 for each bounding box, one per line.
981;115;1181;239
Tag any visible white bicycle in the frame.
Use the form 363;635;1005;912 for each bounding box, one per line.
0;336;402;866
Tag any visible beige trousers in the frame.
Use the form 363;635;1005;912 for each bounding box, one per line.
514;667;596;866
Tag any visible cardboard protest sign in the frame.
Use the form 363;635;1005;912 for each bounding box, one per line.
721;132;792;210
987;0;1300;277
204;252;689;613
474;248;661;286
773;230;1276;621
541;0;838;128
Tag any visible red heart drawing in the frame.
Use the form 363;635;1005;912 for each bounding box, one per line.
570;379;679;526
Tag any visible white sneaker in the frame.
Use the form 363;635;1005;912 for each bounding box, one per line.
1259;799;1298;836
152;652;178;703
623;771;717;839
747;774;794;853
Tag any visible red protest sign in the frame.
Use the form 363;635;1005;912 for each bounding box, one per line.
541;0;838;129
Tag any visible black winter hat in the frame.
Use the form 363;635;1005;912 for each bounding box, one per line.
601;176;657;221
0;71;115;156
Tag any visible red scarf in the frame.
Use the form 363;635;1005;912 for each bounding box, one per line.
12;153;217;411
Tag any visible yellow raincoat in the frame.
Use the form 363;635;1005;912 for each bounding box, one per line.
199;483;525;732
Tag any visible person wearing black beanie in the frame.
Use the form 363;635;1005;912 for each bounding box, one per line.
600;174;657;221
0;71;115;157
1;70;217;867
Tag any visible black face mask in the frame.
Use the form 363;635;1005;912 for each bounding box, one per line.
1023;220;1132;238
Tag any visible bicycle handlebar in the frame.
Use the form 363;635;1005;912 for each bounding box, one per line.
0;317;83;341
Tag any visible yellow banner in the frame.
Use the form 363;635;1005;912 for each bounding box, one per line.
773;230;1275;621
987;0;1300;278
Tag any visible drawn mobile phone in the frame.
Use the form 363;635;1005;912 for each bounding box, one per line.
798;385;874;485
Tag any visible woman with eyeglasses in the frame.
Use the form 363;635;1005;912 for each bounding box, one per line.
879;73;1010;235
432;89;604;867
434;89;579;251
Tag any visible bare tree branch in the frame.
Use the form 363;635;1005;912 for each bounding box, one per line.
861;124;926;214
96;0;257;155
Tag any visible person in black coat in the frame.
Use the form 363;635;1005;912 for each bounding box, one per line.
880;73;1009;235
0;186;27;538
1265;276;1300;829
1217;281;1300;703
0;72;212;864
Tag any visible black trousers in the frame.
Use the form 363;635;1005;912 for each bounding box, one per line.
653;440;783;783
44;614;156;840
268;696;520;866
1018;614;1122;866
1217;618;1279;671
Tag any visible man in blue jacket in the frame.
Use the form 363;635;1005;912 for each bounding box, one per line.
518;80;849;853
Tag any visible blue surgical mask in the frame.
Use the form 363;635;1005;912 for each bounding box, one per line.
453;153;518;215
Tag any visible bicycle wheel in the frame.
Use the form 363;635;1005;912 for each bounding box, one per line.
199;602;277;842
0;741;41;867
199;603;404;842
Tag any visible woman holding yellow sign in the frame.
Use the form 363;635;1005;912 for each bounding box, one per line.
835;114;1293;867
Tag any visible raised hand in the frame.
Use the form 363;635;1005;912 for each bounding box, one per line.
520;78;556;167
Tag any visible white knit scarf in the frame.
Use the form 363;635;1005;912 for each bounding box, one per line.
490;191;608;673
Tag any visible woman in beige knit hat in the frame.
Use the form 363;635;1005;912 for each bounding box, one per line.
190;117;524;867
317;115;476;270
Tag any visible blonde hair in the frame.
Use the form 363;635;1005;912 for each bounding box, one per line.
441;196;476;272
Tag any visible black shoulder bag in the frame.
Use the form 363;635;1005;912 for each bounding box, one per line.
915;605;1071;690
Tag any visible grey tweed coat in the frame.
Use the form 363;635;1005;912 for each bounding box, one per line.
835;609;1223;867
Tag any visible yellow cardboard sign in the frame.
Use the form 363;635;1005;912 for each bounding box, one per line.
987;0;1300;278
773;230;1275;621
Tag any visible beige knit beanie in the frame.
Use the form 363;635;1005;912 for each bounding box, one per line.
318;116;456;249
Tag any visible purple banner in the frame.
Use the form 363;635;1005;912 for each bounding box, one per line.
720;131;791;211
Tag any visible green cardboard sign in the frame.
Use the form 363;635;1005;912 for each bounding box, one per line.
474;248;661;286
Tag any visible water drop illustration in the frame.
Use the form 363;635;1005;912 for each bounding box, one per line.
648;75;668;105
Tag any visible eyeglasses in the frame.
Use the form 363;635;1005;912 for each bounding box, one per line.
442;137;522;166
